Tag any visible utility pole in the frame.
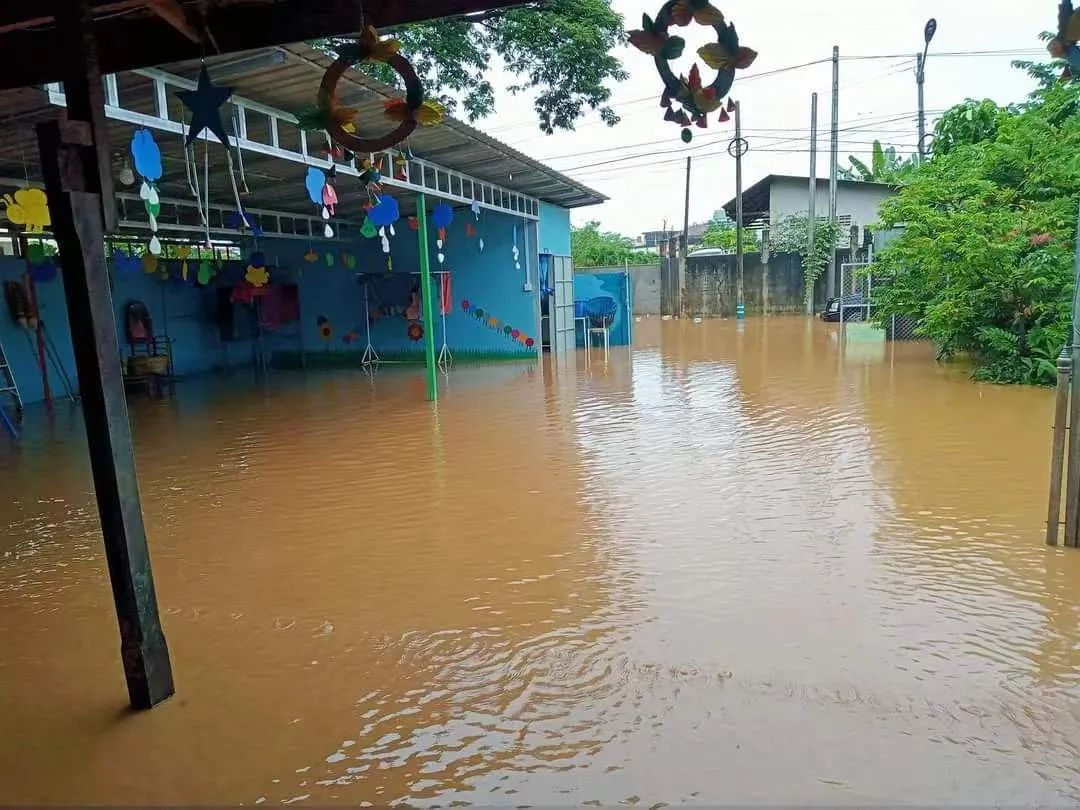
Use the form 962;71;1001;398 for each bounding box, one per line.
916;18;937;164
806;92;818;315
827;45;840;301
680;155;691;318
1064;200;1080;547
733;101;746;320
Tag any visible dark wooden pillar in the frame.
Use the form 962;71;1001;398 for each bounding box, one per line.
36;0;174;710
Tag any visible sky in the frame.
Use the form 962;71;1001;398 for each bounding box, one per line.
467;0;1049;238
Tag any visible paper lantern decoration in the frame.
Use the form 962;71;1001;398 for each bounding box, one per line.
628;1;756;142
318;26;444;154
177;65;235;148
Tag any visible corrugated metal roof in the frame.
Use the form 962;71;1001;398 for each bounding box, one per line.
0;40;604;224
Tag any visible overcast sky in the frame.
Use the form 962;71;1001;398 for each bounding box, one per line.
470;0;1048;237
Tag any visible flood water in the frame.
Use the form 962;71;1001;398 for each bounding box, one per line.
3;316;1080;805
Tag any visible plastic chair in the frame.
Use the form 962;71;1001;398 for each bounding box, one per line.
585;296;617;360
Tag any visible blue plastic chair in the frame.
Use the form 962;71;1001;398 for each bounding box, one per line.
585;296;617;358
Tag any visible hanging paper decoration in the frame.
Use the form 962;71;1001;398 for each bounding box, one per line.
245;251;270;287
196;259;215;286
407;216;419;231
316;26;444;155
465;222;476;238
226;208;263;237
470;200;481;220
317;315;333;341
324;252;335;268
432;203;454;230
394;153;408;180
407;321;424;342
25;243;58;284
360;218;378;239
304;248;320;263
341;252;357;269
178;65;235;148
2;189;51;234
359;158;384;202
512;225;521;274
460;300;535;349
141;251;159;274
304;166;336;237
628;2;756;142
368;194;400;228
112;250;142;278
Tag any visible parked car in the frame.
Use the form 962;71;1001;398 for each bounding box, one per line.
821;294;868;322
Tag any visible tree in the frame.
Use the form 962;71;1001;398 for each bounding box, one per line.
839;140;913;183
572;222;658;268
1012;32;1068;92
871;79;1080;385
321;0;628;133
699;212;761;253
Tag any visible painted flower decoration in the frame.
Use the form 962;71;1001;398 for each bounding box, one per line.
317;315;333;341
525;337;535;348
407;321;424;342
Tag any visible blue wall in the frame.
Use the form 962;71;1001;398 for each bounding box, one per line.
1;200;565;405
538;202;571;257
298;206;542;359
573;270;632;346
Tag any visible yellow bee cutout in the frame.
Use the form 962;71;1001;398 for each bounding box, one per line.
3;188;50;233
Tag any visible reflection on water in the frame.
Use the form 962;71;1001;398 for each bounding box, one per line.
3;317;1080;805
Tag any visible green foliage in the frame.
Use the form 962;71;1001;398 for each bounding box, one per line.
871;80;1080;386
1012;32;1067;94
321;0;628;133
770;214;842;306
932;99;1008;156
699;212;761;253
839;140;914;183
572;221;658;268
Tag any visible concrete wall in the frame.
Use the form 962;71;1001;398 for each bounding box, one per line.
769;177;893;232
0;201;561;406
684;250;854;317
578;264;660;315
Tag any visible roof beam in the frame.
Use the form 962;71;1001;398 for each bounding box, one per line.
0;0;526;90
145;0;202;44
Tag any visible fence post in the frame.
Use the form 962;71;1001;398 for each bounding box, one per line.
1049;348;1072;546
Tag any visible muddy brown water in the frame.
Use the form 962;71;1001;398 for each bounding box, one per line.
2;317;1080;805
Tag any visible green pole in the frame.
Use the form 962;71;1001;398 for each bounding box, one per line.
415;193;438;402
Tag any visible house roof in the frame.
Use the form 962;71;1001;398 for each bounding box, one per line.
721;174;895;223
0;0;526;91
0;41;605;233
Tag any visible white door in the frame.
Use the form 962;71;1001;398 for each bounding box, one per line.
551;255;575;355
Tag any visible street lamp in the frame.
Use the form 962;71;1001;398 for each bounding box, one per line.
916;18;937;163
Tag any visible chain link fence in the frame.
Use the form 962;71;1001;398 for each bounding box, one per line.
837;262;924;342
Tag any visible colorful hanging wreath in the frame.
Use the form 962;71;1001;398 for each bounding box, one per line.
628;0;757;142
316;26;444;154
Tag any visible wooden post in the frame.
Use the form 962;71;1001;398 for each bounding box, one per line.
36;0;173;709
415;193;438;402
1048;348;1071;546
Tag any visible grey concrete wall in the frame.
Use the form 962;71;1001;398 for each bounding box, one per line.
577;264;661;315
769;177;893;234
685;250;854;317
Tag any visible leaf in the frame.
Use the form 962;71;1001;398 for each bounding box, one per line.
669;1;692;27
691;2;725;26
662;36;686;61
733;47;758;70
697;42;732;70
641;12;655;32
629;29;667;55
687;63;702;92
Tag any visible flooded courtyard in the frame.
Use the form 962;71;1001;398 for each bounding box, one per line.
2;316;1080;805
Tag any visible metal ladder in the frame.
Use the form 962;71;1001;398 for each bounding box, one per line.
0;338;23;439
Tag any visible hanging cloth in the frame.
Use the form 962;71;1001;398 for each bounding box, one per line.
439;272;452;316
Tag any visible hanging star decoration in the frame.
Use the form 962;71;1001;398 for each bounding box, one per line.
177;65;235;147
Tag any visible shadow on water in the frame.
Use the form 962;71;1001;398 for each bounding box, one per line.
2;316;1080;804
